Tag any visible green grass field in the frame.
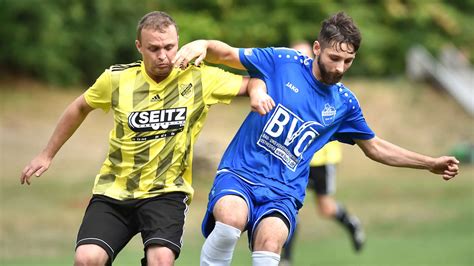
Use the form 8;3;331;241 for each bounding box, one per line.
1;78;473;265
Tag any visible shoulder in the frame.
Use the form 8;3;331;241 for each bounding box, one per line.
243;47;308;64
273;47;309;63
335;83;360;110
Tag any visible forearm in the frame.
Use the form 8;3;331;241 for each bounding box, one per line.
205;40;245;70
358;137;435;170
375;142;434;169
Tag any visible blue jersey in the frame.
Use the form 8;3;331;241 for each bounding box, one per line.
217;47;375;207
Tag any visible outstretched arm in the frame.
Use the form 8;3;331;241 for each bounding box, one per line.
20;95;94;185
173;40;246;70
355;137;459;180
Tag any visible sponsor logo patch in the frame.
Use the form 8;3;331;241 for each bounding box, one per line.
257;104;322;171
128;107;187;132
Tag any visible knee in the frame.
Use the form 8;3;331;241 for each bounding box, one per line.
213;196;248;231
318;204;334;218
254;237;283;254
74;245;109;266
146;246;175;266
317;197;336;218
218;215;247;230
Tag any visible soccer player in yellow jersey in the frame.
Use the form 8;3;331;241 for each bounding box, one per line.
20;11;274;266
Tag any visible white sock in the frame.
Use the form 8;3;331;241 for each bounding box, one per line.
252;251;280;266
200;221;241;266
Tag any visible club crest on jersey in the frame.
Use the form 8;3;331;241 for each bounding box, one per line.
322;103;336;126
180;83;193;98
258;104;322;171
128;107;187;132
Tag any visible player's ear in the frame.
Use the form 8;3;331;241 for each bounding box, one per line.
313;41;321;57
135;39;142;53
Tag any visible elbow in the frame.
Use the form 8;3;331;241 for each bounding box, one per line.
361;143;385;163
363;148;381;162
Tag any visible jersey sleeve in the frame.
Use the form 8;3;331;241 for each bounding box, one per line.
239;47;276;79
201;65;243;105
331;95;375;145
83;70;112;112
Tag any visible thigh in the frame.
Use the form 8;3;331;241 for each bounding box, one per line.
76;195;137;262
213;195;249;230
137;192;189;259
248;196;297;250
252;215;289;253
202;171;252;237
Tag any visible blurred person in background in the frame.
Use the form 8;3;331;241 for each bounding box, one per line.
280;42;365;266
174;11;459;266
20;11;273;266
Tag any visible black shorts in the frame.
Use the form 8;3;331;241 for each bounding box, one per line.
76;192;189;263
307;164;336;195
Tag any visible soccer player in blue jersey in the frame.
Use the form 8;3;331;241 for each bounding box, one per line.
279;42;365;266
174;12;460;266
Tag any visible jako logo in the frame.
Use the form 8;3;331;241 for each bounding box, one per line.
285;82;299;93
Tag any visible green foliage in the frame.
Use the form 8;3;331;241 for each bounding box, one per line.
0;0;472;85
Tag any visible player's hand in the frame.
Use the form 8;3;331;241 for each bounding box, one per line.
173;40;208;69
250;90;275;115
20;153;52;185
429;156;460;181
248;78;275;115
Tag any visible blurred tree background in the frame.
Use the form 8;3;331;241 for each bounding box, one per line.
0;0;473;85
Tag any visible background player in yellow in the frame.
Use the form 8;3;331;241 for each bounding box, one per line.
20;11;274;266
281;42;365;266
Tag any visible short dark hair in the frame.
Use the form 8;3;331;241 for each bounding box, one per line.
318;12;361;53
137;11;178;41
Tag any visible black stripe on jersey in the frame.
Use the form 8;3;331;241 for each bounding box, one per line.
111;72;120;109
151;148;173;192
151;76;180;188
173;68;204;186
110;72;123;138
97;147;123;187
126;69;152;195
116;121;124;139
110;61;141;72
127;145;150;193
96;174;116;187
133;69;150;108
163;76;180;107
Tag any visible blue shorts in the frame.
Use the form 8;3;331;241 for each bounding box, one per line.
201;170;298;249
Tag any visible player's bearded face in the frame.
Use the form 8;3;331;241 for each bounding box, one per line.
317;56;344;84
317;42;355;85
136;26;179;82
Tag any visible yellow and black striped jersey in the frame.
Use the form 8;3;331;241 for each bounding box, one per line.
84;61;242;202
310;141;342;166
